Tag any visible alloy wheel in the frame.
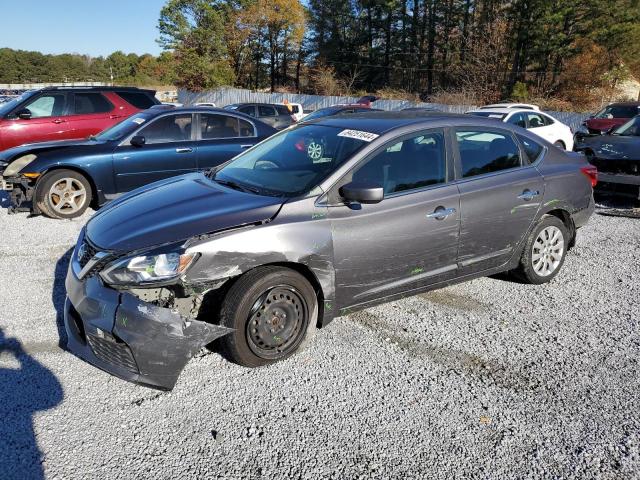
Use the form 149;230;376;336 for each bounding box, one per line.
48;178;87;214
531;225;565;277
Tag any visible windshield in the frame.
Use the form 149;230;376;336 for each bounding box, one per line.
0;91;37;117
212;124;371;197
595;105;639;119
613;116;640;136
93;113;150;141
467;111;507;120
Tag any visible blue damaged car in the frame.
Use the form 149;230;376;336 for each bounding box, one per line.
0;106;276;218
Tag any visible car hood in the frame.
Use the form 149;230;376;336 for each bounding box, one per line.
0;138;110;162
86;173;284;252
583;135;640;159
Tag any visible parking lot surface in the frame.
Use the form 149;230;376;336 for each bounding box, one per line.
1;191;639;479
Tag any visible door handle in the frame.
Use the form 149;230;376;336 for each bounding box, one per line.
240;144;253;149
426;207;457;220
518;189;540;201
175;147;193;153
109;114;123;120
52;119;64;124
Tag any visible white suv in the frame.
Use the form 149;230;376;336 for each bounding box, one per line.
467;106;574;150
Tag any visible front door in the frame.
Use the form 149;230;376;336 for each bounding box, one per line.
330;129;460;308
113;113;197;193
195;113;258;171
1;92;70;149
453;128;544;273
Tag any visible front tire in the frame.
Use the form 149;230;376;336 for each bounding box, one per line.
36;169;92;219
219;266;317;367
513;216;568;284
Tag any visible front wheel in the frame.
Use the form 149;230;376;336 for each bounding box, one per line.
218;266;317;367
513;216;569;284
36;169;92;219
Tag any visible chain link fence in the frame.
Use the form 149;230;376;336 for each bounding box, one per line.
179;87;589;131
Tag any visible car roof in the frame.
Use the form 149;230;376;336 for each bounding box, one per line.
468;107;550;115
606;102;640;107
480;103;540;110
143;106;259;117
308;110;504;135
38;86;156;94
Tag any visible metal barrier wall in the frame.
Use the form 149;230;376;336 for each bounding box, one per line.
178;87;589;131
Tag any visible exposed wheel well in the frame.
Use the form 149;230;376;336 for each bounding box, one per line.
545;209;576;249
200;262;326;329
554;140;566;149
37;166;99;208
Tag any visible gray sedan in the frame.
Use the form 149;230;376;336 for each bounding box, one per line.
64;112;595;389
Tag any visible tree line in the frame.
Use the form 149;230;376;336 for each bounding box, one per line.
2;0;639;109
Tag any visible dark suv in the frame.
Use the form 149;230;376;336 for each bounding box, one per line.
0;87;159;151
64;112;595;390
224;103;295;130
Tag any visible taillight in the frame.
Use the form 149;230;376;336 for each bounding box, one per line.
581;165;598;187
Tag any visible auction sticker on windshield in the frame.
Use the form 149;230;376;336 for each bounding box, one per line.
337;129;379;142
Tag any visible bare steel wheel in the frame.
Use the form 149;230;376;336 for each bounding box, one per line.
246;286;308;360
37;169;92;219
531;225;565;277
219;266;317;367
513;215;569;284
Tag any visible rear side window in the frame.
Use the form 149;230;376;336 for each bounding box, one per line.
541;114;555;126
139;114;192;144
352;130;446;194
517;134;544;163
456;130;521;178
258;105;277;117
116;91;157;110
73;93;113;115
506;112;527;128
290;105;300;114
526;113;547;129
200;113;255;139
276;105;291;116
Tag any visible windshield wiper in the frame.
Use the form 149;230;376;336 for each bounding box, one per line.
215;178;261;195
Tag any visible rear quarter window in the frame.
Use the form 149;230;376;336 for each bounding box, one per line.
517;134;545;163
116;91;157;110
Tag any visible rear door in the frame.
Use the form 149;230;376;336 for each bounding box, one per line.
112;113;197;193
1;91;71;148
257;105;279;128
65;92;116;139
453;127;544;274
195;113;258;170
330;128;460;307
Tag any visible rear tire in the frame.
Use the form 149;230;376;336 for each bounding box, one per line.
36;169;92;219
513;216;569;284
218;266;317;367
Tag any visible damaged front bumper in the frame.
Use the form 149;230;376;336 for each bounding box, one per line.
0;175;37;214
64;245;232;390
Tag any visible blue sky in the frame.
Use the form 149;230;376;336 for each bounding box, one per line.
0;0;167;57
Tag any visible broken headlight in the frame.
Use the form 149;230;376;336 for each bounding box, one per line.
3;154;37;177
100;248;198;286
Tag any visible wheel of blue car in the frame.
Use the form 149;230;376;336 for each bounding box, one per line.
219;266;318;367
36;169;92;220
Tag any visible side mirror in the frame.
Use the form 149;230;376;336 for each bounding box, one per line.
130;135;146;147
16;109;31;120
339;181;384;204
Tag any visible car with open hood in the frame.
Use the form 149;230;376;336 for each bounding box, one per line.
64;111;595;390
575;115;640;200
0;106;276;218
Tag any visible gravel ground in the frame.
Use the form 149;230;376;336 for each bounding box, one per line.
1;191;639;480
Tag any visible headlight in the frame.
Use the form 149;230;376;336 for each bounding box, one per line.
100;249;198;286
3;154;37;177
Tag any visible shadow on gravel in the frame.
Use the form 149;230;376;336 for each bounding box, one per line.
52;249;73;349
0;327;63;480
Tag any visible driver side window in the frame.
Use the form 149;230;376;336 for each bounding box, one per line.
22;94;67;118
351;130;446;195
138;114;193;144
